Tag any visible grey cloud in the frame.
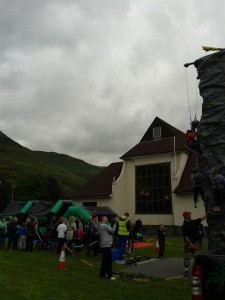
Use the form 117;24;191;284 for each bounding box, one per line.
0;0;225;165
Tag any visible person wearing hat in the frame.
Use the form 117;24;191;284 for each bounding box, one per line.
182;210;206;277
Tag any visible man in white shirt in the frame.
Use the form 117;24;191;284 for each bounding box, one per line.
56;218;67;253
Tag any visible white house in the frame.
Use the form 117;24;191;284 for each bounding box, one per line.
67;117;206;232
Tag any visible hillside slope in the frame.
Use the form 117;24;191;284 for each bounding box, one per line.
0;131;103;194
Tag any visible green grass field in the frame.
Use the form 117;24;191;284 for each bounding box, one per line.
0;237;206;300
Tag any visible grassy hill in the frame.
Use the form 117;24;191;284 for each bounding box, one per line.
0;130;103;196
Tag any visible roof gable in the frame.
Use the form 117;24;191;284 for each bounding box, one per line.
140;117;186;142
121;117;190;159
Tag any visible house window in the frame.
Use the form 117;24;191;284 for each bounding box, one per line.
135;163;172;214
153;126;161;138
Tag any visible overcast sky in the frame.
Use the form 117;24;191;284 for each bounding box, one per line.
0;0;224;166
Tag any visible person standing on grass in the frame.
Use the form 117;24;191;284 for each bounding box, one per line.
86;215;99;257
66;215;76;252
75;215;85;252
18;223;26;250
182;210;206;277
56;218;67;253
127;222;134;255
117;212;130;260
74;224;84;252
26;216;37;252
98;215;118;280
111;214;119;248
0;217;8;249
133;218;143;240
158;224;166;259
7;217;18;251
26;212;38;231
48;215;59;252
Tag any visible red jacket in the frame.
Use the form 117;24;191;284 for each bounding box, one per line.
186;131;197;146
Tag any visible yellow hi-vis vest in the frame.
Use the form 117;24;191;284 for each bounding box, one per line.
118;219;129;236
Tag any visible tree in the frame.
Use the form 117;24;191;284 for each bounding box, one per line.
47;176;62;202
16;174;49;201
0;177;11;211
14;173;62;202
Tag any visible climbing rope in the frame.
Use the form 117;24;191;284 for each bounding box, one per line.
195;77;198;117
184;68;192;124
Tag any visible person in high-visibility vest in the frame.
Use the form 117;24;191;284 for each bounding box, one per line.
117;212;130;260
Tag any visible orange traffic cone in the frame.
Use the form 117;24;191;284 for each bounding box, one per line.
155;240;160;252
58;245;65;269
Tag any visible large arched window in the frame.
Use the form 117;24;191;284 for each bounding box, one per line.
135;163;172;214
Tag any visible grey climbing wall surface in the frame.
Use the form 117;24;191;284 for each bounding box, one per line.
194;50;225;250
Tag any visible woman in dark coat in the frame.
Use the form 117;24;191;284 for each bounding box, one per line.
26;216;37;251
7;217;18;251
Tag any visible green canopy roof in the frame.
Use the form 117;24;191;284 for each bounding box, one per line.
63;206;90;224
20;201;33;214
50;200;63;214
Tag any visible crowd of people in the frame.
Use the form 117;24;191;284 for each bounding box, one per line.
0;211;144;280
0;212;38;251
3;162;223;280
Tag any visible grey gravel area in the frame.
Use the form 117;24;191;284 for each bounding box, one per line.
115;257;193;278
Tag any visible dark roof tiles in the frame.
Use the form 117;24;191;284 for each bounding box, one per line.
68;162;123;198
121;117;190;159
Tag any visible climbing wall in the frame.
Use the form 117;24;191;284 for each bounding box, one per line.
194;50;225;250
